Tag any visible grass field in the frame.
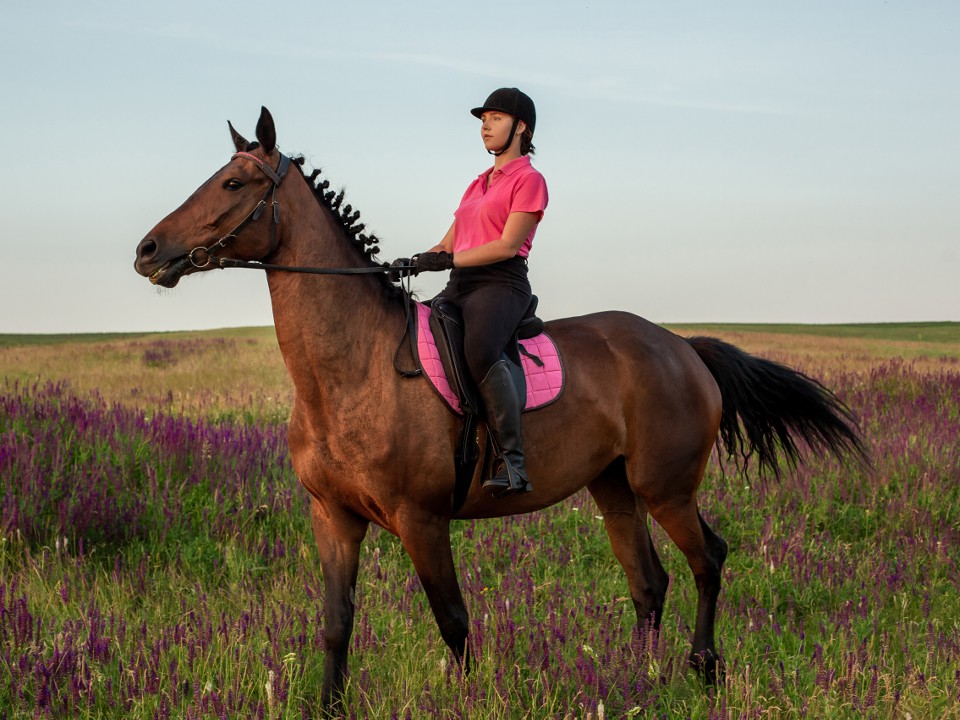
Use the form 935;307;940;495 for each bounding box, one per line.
1;323;958;718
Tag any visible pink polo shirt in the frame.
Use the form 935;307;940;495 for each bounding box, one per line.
452;156;548;259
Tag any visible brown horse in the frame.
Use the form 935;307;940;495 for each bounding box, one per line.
134;107;863;712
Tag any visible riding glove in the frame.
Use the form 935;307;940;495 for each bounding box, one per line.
388;257;415;282
414;251;455;272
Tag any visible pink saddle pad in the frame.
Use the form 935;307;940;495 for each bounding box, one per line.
415;301;563;416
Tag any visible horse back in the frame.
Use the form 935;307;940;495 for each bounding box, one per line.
545;310;711;384
539;309;722;439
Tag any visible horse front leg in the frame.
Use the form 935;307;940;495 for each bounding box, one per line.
398;513;470;669
308;497;369;714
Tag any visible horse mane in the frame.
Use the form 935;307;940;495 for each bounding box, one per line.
290;153;403;300
239;141;402;299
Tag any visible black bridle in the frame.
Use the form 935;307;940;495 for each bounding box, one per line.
190;150;415;277
190;150;421;375
188;151;292;269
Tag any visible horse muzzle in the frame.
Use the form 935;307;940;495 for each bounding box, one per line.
135;235;194;287
148;257;193;287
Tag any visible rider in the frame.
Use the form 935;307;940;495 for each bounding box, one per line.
397;87;548;498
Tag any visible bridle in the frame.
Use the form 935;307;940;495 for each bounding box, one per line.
187;151;292;269
185;149;421;376
187;150;415;277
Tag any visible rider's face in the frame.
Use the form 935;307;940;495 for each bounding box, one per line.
480;111;523;153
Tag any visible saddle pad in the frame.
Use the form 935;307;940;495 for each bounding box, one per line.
415;302;563;415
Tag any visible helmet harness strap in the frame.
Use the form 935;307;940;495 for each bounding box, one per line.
489;116;521;156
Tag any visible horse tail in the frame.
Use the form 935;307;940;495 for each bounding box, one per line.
686;336;867;477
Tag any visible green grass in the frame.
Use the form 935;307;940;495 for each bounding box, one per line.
0;331;155;347
0;326;277;347
5;322;960;347
664;321;960;343
1;328;959;718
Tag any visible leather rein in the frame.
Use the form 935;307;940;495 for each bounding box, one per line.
190;150;415;277
192;150;421;375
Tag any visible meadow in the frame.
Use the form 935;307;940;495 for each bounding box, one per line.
1;323;958;719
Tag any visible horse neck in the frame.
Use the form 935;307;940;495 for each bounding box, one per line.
265;175;404;395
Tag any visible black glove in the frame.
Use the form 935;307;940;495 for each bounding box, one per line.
388;257;416;283
414;251;455;272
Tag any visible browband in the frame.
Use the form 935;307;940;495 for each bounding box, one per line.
232;151;291;185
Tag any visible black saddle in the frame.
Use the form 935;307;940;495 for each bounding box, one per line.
428;295;544;416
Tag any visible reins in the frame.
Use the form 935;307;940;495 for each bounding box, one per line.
196;150;421;376
217;258;413;275
194;150;416;276
221;258;422;378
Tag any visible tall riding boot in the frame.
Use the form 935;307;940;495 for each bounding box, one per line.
479;359;531;498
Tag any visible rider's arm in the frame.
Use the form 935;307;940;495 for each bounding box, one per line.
425;221;456;254
451;211;538;268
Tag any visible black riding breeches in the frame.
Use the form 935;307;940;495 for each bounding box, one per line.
435;257;532;385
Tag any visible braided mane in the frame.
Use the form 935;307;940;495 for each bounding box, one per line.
288;154;403;299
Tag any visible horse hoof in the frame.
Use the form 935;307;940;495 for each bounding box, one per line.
689;650;725;685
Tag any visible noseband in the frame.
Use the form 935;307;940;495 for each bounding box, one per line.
188;151;292;268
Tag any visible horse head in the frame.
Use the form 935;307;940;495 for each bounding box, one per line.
134;107;289;287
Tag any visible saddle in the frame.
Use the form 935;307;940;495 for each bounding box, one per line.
411;297;564;513
429;296;545;416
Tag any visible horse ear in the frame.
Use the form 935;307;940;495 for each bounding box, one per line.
255;106;277;154
228;121;249;152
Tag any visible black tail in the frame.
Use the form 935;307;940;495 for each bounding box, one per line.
687;336;867;477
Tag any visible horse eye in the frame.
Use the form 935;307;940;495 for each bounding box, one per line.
224;179;244;191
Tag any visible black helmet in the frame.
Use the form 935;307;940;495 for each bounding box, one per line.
471;87;536;136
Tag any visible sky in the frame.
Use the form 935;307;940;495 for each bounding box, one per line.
1;0;957;333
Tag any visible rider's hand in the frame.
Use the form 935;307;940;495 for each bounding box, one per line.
388;257;416;282
414;251;455;273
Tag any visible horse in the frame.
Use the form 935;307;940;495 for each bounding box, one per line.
134;107;864;713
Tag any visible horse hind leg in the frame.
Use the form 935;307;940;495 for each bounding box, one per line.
587;464;670;634
646;493;728;683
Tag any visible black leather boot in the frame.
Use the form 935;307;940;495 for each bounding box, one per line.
479;359;531;498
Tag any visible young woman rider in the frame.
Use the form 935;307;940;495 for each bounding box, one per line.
394;87;548;498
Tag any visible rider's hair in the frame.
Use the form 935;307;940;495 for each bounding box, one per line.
520;126;536;156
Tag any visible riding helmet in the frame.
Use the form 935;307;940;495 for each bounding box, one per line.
471;88;536;136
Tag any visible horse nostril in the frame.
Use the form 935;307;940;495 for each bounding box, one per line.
137;237;158;261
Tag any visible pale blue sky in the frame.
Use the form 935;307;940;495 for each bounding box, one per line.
1;0;957;333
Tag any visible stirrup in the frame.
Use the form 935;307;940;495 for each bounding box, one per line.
482;459;532;498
